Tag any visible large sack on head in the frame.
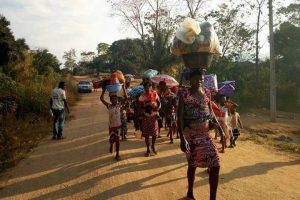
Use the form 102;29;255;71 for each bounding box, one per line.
171;18;223;58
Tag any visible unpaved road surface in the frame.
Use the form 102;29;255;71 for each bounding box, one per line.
0;92;299;200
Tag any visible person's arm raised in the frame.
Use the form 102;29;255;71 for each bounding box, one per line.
100;88;109;107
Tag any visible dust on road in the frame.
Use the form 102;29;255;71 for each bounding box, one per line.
0;92;299;200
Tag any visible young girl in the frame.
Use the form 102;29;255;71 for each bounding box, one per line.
167;105;177;144
139;82;160;157
230;107;243;147
100;86;127;161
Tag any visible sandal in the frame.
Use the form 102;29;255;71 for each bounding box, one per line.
145;152;150;157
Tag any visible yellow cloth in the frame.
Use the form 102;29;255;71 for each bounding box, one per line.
231;112;240;129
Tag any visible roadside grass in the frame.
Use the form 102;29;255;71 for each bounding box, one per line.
0;74;79;173
242;128;300;154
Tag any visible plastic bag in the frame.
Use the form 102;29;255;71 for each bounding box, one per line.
171;18;223;56
143;69;158;78
204;74;218;92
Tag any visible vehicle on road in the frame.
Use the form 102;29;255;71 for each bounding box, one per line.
78;80;93;93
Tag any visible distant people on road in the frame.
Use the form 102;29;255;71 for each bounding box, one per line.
100;85;128;161
50;81;70;140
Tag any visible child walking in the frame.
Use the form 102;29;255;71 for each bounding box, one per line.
167;105;177;144
100;86;128;161
230;107;243;147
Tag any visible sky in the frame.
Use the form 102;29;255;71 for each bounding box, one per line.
0;0;293;63
0;0;138;62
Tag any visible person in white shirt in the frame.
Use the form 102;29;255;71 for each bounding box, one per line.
50;81;70;140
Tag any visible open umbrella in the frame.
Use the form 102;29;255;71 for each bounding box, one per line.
218;81;235;96
150;74;179;87
128;85;144;97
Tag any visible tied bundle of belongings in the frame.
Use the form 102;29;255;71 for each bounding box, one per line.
128;85;144;97
106;71;125;93
204;74;218;92
171;18;223;70
125;74;134;83
218;81;236;96
143;69;158;79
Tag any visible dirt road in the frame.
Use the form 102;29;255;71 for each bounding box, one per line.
0;92;299;200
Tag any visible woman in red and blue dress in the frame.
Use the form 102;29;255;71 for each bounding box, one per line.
178;69;220;200
139;82;161;157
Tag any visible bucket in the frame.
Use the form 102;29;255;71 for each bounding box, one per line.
182;52;213;70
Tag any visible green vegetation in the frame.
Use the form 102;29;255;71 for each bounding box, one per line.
0;15;78;172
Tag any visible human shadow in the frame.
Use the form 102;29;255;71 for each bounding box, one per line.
0;136;185;199
30;153;186;200
195;159;300;187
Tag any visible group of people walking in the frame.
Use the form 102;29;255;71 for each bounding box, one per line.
47;16;242;200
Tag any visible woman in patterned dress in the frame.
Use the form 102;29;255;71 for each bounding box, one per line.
178;69;220;200
139;82;160;157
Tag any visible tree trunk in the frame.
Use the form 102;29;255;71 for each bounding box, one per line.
269;0;276;122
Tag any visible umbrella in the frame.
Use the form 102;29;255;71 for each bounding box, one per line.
218;81;235;96
128;85;144;97
150;74;179;87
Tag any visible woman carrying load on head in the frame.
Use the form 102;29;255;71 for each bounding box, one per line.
178;69;220;200
171;17;223;200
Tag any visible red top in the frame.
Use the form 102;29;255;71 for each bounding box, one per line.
211;101;225;117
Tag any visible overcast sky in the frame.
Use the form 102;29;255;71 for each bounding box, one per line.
1;0;138;62
0;0;292;63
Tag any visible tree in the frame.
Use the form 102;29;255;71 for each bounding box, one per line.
63;49;76;71
109;0;178;71
278;1;300;26
109;0;148;65
245;0;267;94
80;51;95;63
206;3;255;61
182;0;206;18
97;43;110;55
32;49;61;75
143;0;180;72
0;15;15;66
269;0;276;121
109;38;144;74
274;22;300;110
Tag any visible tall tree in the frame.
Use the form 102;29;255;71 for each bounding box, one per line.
109;38;144;74
278;1;300;26
269;0;276;122
246;0;267;94
206;3;255;61
182;0;206;18
109;0;148;65
63;49;76;71
32;49;61;75
97;43;110;55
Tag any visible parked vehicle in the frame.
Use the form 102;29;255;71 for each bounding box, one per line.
78;80;93;93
